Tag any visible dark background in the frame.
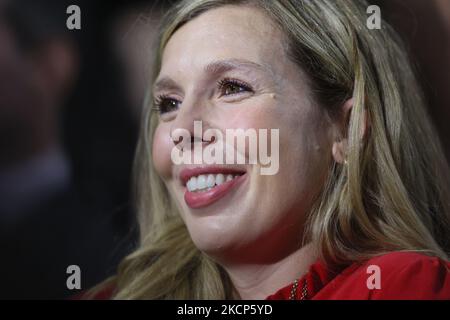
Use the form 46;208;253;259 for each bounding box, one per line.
0;0;448;299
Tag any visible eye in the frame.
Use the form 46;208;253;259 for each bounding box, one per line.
153;95;181;115
217;78;253;97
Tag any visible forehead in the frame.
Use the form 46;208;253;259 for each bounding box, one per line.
159;5;286;77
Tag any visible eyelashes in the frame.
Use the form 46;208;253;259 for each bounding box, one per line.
152;78;254;116
216;78;254;97
153;94;180;115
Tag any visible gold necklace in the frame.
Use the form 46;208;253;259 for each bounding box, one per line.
289;279;308;300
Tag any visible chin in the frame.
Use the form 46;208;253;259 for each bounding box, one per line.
187;227;240;256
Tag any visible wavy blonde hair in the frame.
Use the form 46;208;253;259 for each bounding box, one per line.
104;0;450;299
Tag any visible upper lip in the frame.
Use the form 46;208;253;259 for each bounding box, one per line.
178;166;247;186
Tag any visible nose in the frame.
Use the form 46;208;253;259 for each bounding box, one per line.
171;127;203;151
169;98;216;152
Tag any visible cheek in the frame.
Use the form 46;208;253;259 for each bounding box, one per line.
152;123;173;179
216;100;277;130
280;109;332;185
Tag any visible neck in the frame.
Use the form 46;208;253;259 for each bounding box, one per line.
222;243;317;300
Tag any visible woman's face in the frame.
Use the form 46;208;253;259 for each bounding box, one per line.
152;5;334;264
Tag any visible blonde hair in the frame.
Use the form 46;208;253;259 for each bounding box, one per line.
107;0;450;299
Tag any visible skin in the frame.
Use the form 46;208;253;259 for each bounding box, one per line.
151;5;347;299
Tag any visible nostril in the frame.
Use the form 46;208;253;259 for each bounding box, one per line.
173;136;183;145
171;128;190;146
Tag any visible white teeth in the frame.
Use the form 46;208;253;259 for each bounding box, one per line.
216;174;225;186
186;176;196;191
197;175;206;190
186;173;242;192
206;174;215;188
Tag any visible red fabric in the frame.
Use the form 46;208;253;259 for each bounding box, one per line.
266;252;450;300
85;252;450;300
74;283;116;300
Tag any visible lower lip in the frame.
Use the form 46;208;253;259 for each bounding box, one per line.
184;174;247;209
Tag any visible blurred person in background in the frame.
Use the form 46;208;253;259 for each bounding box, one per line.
0;0;139;299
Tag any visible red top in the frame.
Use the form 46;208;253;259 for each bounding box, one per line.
87;252;450;300
266;252;450;300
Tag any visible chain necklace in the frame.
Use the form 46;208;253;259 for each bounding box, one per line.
289;279;308;300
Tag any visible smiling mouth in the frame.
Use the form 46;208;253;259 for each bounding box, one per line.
180;167;247;209
186;173;243;192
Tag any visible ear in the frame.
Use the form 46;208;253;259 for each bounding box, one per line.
331;98;369;164
331;98;352;164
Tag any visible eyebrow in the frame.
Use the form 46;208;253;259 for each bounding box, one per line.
153;58;267;93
